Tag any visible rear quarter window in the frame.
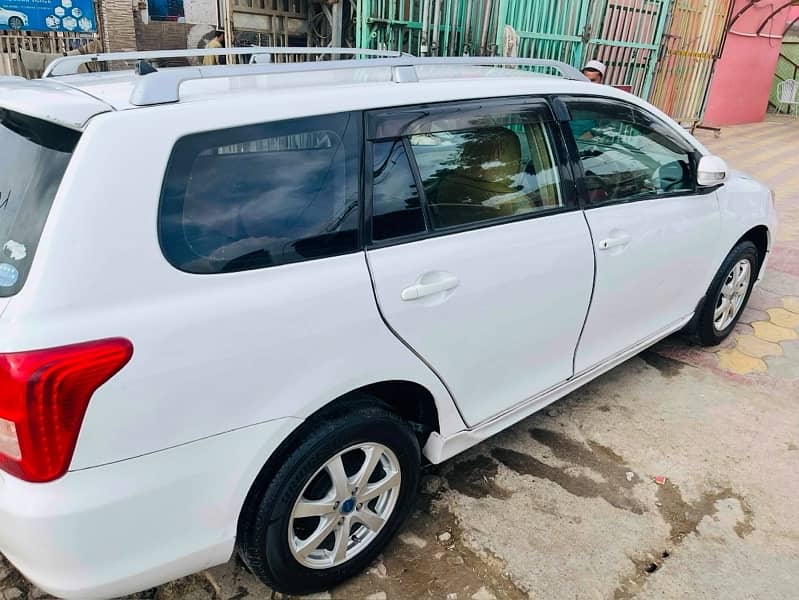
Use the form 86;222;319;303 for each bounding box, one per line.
0;109;79;297
159;112;362;274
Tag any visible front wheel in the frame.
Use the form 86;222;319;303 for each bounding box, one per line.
695;240;759;346
237;402;420;596
8;16;24;30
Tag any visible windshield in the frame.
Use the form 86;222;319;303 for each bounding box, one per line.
0;108;79;297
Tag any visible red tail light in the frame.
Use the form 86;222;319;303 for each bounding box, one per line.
0;338;133;483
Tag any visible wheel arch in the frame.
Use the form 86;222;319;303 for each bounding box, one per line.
236;379;440;538
685;224;769;337
736;225;770;277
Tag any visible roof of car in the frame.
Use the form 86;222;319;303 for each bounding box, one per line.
63;64;599;108
0;76;111;130
0;59;696;152
1;64;622;126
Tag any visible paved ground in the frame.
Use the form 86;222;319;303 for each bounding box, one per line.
2;117;798;600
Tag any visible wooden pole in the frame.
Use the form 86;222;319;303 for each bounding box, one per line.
224;0;234;63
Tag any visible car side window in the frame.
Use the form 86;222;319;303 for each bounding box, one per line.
407;114;564;230
565;99;695;204
159;112;361;274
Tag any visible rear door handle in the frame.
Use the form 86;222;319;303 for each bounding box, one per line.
597;233;631;250
401;273;460;301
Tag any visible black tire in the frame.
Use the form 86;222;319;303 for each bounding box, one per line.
8;17;24;30
237;401;420;596
695;240;759;346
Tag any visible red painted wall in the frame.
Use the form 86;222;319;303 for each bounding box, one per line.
703;2;799;126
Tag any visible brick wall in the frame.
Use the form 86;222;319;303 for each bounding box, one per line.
134;13;190;51
99;0;137;52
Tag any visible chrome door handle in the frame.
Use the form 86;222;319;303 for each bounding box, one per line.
597;234;631;250
401;274;460;301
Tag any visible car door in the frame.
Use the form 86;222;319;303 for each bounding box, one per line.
365;98;595;426
561;96;722;374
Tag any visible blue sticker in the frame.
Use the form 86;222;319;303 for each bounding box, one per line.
0;263;19;287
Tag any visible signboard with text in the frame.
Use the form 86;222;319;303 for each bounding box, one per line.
0;0;96;33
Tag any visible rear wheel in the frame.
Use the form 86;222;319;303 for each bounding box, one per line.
695;241;759;346
8;16;24;30
237;402;420;595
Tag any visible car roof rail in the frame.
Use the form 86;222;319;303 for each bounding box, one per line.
43;47;406;78
128;56;587;107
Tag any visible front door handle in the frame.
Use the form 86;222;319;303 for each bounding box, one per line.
401;273;460;301
597;233;631;250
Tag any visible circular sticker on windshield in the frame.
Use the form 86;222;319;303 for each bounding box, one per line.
0;263;19;288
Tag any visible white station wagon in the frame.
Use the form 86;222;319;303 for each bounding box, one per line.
0;48;776;599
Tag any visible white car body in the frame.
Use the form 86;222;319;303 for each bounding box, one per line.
0;58;776;599
0;7;28;28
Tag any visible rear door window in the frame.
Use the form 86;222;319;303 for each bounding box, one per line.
367;100;569;240
409;116;564;229
0;109;79;297
159;112;361;274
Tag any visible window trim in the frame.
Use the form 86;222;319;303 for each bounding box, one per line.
367;96;551;141
557;95;714;209
364;97;580;249
402;136;434;234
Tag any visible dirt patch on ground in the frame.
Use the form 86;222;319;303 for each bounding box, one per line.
639;350;687;379
446;455;512;500
612;480;755;600
489;428;646;515
325;484;526;600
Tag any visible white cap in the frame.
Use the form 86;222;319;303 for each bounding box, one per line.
583;60;606;76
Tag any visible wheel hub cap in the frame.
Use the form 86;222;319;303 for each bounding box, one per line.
340;497;356;514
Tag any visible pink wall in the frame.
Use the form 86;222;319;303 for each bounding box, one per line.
703;1;797;126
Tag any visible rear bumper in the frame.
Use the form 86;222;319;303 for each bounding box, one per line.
0;417;299;600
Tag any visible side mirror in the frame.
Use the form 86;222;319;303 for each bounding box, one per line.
697;155;728;187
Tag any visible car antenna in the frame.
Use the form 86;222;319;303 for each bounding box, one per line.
135;60;158;76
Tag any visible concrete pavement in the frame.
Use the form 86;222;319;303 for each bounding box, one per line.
2;117;798;600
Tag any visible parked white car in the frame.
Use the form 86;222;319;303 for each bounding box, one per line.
0;7;28;29
0;49;777;599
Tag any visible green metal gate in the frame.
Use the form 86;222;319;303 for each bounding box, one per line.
494;0;670;97
355;0;501;56
355;0;671;97
493;1;591;65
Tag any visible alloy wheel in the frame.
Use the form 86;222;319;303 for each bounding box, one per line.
713;258;751;331
288;443;401;569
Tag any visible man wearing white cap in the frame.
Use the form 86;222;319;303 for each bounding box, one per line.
570;59;607;142
582;59;606;84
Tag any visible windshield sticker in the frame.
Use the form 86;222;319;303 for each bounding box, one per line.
0;263;19;287
3;240;26;261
